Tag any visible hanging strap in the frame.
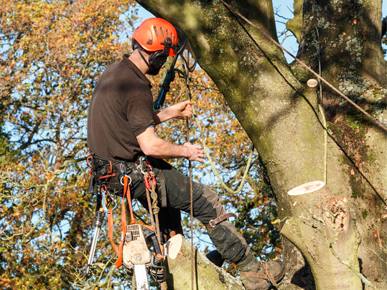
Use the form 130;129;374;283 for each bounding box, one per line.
206;213;237;229
107;176;133;269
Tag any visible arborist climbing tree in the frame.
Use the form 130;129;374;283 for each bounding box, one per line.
86;18;285;290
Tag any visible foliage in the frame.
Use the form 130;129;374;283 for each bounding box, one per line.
0;0;137;288
0;1;280;289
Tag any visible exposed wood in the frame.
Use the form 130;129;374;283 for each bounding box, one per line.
281;182;362;290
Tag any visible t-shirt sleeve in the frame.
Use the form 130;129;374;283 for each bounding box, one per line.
126;94;155;136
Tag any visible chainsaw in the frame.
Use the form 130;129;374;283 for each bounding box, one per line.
85;198;165;289
122;224;165;289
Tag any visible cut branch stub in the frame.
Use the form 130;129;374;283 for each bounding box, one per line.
163;235;244;290
281;181;362;290
322;197;349;232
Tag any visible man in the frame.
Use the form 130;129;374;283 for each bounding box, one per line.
87;18;284;290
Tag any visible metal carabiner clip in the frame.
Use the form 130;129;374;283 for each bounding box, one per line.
102;188;117;213
137;157;147;175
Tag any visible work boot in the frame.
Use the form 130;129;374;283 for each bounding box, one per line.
236;253;285;290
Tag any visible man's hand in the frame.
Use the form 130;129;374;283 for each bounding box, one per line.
183;142;205;163
153;100;193;125
169;100;193;119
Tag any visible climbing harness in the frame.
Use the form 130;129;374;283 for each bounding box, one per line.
85;153;166;289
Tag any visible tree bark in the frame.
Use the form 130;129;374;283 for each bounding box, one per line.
281;181;362;290
138;0;387;289
163;234;244;290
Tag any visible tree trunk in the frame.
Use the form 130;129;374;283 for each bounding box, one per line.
281;181;362;290
163;234;244;290
138;0;387;289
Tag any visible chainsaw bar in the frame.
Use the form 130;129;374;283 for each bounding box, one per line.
134;264;150;290
123;224;152;289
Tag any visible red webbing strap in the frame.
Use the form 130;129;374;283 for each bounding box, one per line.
126;176;135;225
106;176;133;269
107;209;119;254
115;176;132;268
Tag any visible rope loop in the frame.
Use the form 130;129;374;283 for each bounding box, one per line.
178;58;255;195
150;184;160;215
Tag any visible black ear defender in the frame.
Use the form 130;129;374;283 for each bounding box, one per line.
149;37;172;68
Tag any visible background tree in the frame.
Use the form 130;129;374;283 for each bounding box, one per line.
137;0;387;289
0;0;138;288
0;0;281;288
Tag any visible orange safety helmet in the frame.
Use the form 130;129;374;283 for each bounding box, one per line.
132;18;178;56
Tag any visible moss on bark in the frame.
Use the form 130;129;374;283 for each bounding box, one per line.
138;0;387;288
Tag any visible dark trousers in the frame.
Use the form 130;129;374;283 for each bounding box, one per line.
131;157;249;264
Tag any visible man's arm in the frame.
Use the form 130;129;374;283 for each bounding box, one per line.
136;126;205;162
152;100;192;125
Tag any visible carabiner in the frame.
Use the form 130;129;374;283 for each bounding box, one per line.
102;187;117;213
137;157;147;175
149;173;156;187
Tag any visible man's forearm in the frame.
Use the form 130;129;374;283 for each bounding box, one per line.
152;101;192;125
140;133;188;159
137;125;204;162
152;107;173;125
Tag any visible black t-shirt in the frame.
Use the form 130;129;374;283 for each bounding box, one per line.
87;55;154;161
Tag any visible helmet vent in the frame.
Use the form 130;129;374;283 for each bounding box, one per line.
132;18;178;56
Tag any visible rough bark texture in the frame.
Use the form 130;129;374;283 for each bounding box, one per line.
138;0;387;289
281;181;362;290
164;235;244;290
